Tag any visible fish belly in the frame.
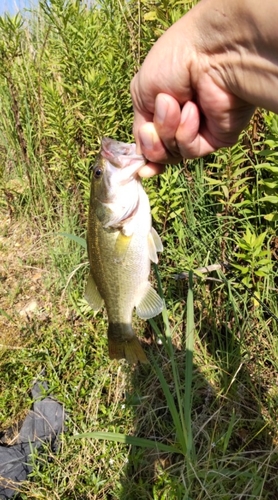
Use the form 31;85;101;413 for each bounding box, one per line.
91;219;150;324
88;217;150;363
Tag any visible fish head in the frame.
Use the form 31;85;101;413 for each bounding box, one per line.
90;138;147;230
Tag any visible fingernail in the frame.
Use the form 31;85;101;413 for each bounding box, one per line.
139;126;154;150
155;95;168;124
180;102;192;126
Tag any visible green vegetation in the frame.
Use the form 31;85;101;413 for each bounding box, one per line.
0;0;277;498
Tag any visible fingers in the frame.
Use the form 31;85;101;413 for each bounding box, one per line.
138;163;165;178
175;101;217;159
153;94;181;156
137;123;167;177
137;94;183;164
135;94;218;166
132;79;255;173
135;96;250;170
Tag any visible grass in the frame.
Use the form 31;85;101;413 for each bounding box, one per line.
2;200;278;499
0;0;278;498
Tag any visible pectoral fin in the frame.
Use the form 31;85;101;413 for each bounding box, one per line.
84;272;104;311
135;283;164;319
151;227;163;252
114;232;132;262
148;227;163;264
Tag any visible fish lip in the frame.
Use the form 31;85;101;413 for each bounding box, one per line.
103;157;145;179
120;172;142;184
101;138;146;174
101;137;138;159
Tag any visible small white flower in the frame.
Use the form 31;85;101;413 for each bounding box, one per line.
109;458;114;465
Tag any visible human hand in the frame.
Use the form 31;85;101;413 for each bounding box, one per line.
131;85;255;177
131;0;278;177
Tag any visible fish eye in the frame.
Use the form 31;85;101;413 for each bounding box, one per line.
93;167;103;179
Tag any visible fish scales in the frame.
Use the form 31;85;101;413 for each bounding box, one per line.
85;137;163;364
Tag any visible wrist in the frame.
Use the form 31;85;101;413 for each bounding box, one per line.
191;0;278;112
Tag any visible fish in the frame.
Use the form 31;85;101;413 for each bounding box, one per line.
85;137;164;364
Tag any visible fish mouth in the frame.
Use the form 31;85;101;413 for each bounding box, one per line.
94;138;145;229
98;160;143;203
105;159;145;181
101;137;137;161
101;137;146;174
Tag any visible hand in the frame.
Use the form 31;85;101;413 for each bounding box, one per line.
131;0;278;177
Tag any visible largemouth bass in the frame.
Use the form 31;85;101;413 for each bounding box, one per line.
85;137;163;364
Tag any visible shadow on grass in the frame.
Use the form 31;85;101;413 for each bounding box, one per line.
4;278;278;499
118;308;278;499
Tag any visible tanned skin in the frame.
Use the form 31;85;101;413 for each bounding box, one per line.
130;0;278;176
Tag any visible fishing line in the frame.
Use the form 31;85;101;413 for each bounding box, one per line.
151;178;278;324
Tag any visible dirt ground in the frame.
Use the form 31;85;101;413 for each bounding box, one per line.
0;212;53;350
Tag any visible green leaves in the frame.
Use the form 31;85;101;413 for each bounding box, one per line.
0;12;24;66
232;227;273;295
72;431;181;454
147;166;187;224
0;0;139;218
58;232;87;249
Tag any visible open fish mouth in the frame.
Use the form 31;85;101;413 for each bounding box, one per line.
101;137;137;159
101;137;146;172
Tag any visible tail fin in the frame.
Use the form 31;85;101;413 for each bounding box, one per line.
108;336;149;365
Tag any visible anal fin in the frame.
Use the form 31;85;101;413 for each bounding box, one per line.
136;283;164;319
